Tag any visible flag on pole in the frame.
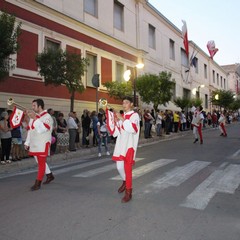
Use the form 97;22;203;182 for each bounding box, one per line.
207;40;219;59
182;20;189;57
9;106;24;128
106;107;115;135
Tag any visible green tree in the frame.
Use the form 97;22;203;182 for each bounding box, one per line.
135;71;175;111
190;98;203;108
211;90;235;110
103;81;133;100
36;48;89;111
174;97;191;111
0;12;21;80
229;99;240;111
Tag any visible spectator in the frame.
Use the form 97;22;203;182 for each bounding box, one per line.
143;109;152;138
21;114;29;158
81;109;91;148
164;110;171;135
0;111;12;164
73;111;81;149
155;110;162;136
67;112;78;151
180;111;187;131
48;108;58;155
97;113;110;157
90;111;98;147
11;126;22;161
173;111;180;132
57;113;69;153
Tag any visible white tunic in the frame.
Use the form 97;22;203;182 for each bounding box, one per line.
112;111;140;164
25;110;53;156
191;110;204;127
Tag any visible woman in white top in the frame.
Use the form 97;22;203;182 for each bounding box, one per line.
97;113;110;157
155;110;163;136
0;112;12;164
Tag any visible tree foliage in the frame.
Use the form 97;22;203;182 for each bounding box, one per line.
135;71;175;111
190;98;203;107
211;90;235;110
0;12;21;80
36;48;89;111
174;97;191;110
229;98;240;111
103;81;133;100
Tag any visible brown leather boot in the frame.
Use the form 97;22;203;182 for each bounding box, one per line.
118;181;126;193
30;180;42;191
121;188;132;203
43;172;55;184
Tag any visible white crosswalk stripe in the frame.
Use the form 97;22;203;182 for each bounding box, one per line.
110;158;176;180
139;160;210;194
69;157;240;211
180;163;240;210
72;158;145;178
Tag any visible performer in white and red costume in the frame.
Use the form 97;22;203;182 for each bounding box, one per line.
218;110;227;137
25;99;54;191
106;97;140;203
191;105;204;144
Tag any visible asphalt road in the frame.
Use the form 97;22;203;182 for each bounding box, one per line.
1;123;240;240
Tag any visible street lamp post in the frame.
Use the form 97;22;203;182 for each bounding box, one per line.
123;63;144;107
192;84;205;99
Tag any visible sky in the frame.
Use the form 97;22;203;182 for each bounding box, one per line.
148;0;240;66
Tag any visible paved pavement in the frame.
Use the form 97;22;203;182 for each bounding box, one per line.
0;129;192;176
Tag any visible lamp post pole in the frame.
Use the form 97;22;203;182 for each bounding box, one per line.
135;63;144;107
123;63;144;107
134;68;137;107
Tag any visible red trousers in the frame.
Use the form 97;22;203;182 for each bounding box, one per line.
35;156;46;181
197;123;203;141
124;148;134;189
220;123;227;136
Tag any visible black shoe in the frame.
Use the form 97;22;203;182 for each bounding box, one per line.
200;140;203;144
193;139;198;143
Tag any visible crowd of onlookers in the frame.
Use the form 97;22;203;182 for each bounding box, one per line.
0;106;238;165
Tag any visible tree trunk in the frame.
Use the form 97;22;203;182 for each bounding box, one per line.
70;91;75;112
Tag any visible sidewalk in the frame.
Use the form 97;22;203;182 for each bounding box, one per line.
0;130;191;177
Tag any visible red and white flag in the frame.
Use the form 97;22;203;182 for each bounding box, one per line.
9;106;24;128
106;107;115;135
207;40;219;59
182;20;189;57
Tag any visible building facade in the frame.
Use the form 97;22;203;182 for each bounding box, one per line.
222;64;240;95
0;0;228;115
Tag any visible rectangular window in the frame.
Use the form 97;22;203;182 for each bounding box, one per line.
183;88;191;99
116;62;124;82
204;64;207;79
86;53;97;87
169;39;175;60
84;0;97;17
205;94;208;109
45;38;60;51
217;73;219;85
224;78;226;89
220;76;223;87
114;0;124;31
181;48;189;67
194;57;198;73
148;24;156;49
212;70;215;83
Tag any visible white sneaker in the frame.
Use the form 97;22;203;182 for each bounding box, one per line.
6;160;12;164
98;153;101;157
106;151;110;156
1;161;6;165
